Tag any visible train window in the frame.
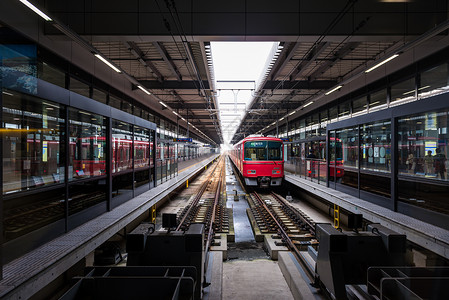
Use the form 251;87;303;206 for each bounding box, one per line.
69;109;106;180
244;141;282;161
268;141;282;160
2;91;65;194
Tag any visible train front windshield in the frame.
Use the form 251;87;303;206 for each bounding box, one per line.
244;141;282;161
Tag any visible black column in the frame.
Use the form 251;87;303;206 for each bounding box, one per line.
357;125;361;198
326;128;330;188
132;125;135;197
0;88;3;280
106;118;112;211
391;117;398;211
64;107;69;232
153;131;157;187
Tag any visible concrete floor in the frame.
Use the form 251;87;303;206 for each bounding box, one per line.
223;259;294;300
225;157;255;243
223;158;294;300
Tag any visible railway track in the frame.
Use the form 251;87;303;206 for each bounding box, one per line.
175;156;230;251
243;189;318;277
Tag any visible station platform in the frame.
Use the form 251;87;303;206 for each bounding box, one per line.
284;173;449;260
0;154;219;299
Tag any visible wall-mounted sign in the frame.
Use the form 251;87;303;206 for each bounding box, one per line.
173;138;192;142
280;138;292;142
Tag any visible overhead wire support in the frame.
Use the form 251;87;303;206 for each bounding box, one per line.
157;0;222;143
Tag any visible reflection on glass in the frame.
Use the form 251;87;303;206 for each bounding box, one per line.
329;105;338;123
398;110;449;216
335;127;359;190
352;96;368;116
70;77;90;98
109;95;122;110
3;187;65;242
2;91;65;193
418;63;449;99
398;111;448;180
37;61;65;88
92;88;107;104
369;89;387;112
68;178;106;216
134;126;150;169
69;109;106;180
339;100;351;120
390;77;415;107
360;121;391;173
112;120;133;173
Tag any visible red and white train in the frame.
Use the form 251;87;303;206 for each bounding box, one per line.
229;135;284;188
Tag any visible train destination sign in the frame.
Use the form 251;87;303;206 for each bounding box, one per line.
173;138;193;142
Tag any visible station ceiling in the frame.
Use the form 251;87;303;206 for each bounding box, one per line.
39;0;449;145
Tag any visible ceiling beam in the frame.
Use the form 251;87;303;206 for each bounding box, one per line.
308;42;360;81
262;80;337;90
140;80;210;90
153;42;182;81
269;42;300;80
290;42;330;81
124;41;164;82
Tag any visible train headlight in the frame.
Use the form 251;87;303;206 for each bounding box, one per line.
248;170;256;174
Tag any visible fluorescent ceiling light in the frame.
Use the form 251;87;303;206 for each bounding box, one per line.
19;0;52;21
172;111;179;116
279;117;285;121
288;111;295;116
159;101;168;108
365;54;399;73
325;85;342;96
94;54;121;73
137;85;151;95
303;101;314;108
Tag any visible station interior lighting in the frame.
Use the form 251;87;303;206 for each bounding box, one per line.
325;85;342;96
303;101;314;108
365;54;400;73
19;0;52;21
94;54;121;73
137;85;151;95
159;101;168;108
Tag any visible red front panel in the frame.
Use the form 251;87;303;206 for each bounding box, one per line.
242;161;284;178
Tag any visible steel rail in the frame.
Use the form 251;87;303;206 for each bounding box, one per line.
176;156;223;231
252;191;314;278
270;192;316;235
205;178;222;252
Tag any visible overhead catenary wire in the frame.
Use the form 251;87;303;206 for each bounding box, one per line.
233;0;360;142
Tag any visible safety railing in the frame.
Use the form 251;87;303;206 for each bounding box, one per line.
285;157;327;186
